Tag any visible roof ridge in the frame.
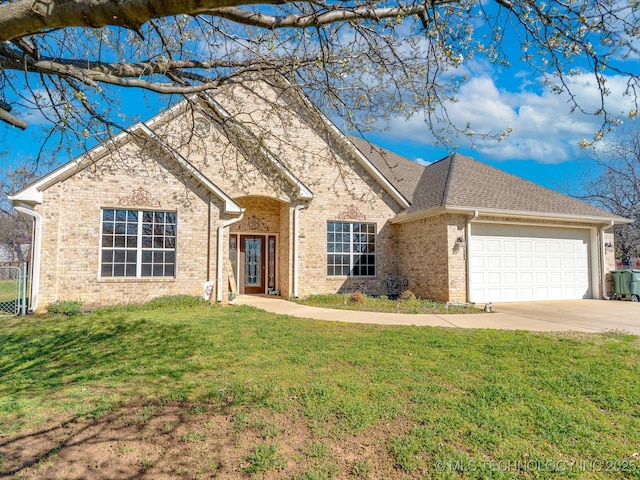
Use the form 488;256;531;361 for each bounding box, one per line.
440;153;457;206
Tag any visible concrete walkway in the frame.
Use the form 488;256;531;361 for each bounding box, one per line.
232;296;640;335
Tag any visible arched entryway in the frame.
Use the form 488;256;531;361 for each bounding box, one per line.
229;196;289;295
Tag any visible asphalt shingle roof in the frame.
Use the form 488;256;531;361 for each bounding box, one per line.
352;139;626;222
348;136;426;201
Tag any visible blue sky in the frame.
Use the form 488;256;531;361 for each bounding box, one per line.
1;61;636;195
2;8;639;197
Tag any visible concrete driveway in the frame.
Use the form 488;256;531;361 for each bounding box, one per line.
234;296;640;335
490;300;640;335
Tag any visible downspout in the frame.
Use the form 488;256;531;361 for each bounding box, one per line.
216;213;244;302
13;203;42;312
599;220;615;300
465;211;479;303
292;204;305;298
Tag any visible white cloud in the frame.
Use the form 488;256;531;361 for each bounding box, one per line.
414;157;431;166
386;71;639;164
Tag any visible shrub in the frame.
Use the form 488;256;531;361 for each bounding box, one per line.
350;290;365;304
46;300;83;316
399;290;416;301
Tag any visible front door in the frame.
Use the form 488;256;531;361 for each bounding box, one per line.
240;235;265;294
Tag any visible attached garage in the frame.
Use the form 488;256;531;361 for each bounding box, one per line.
469;223;593;303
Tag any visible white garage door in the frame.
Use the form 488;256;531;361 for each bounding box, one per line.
469;224;591;303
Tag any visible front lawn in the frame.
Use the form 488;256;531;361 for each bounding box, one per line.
296;293;482;314
1;296;639;478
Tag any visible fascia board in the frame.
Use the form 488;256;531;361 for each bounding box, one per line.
285;88;411;209
9;127;135;206
391;205;632;225
342;135;411;209
137;123;243;214
201;96;314;201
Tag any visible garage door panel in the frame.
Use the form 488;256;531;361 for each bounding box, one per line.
487;256;501;268
487;240;501;252
536;272;548;283
504;256;518;268
520;272;533;284
549;243;561;254
549;272;563;284
470;224;591;303
520;257;533;268
519;241;533;253
549;257;562;268
504;288;519;301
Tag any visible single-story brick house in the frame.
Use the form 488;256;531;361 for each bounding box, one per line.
10;80;628;311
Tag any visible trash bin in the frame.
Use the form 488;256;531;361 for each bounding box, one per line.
611;270;633;300
631;270;640;302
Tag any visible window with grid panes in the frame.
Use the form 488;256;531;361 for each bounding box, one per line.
100;209;176;278
326;221;376;276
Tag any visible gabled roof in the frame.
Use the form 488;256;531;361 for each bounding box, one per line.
10;121;244;215
388;153;628;224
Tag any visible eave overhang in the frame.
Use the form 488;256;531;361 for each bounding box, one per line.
390;205;632;226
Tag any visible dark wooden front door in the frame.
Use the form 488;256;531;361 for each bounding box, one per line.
240;235;265;294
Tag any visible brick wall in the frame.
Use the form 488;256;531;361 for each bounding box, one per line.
34;142;224;310
33;84;410;309
395;215;451;301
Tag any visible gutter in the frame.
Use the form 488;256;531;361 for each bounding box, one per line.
465;211;479;303
12;202;42;312
391;205;630;226
292;204;305;298
216;213;244;302
599;220;615;300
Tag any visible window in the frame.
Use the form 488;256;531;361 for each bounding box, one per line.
327;222;376;276
101;209;176;278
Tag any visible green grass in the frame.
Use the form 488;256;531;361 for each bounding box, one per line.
0;279;19;304
296;293;482;314
1;297;640;478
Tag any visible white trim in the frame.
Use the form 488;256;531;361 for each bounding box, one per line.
293;205;303;298
136;123;243;214
201;97;315;201
589;227;600;300
468;222;595;302
391;205;630;226
9;128;134;205
326;220;377;278
282;84;411;209
98;208;178;279
8;120;243;216
217;214;244;302
12;203;41;312
599;220;615;300
465;211;479;303
343;137;411;209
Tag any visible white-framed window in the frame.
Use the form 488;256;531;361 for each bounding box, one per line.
327;221;376;277
100;209;176;278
